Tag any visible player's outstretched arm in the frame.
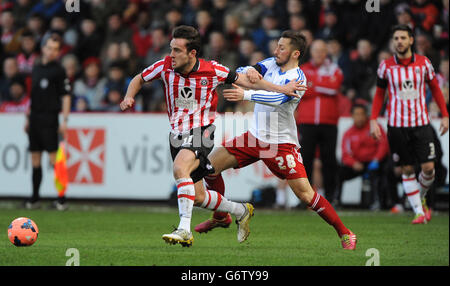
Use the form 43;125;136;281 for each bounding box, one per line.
120;74;144;111
234;72;306;97
223;84;297;107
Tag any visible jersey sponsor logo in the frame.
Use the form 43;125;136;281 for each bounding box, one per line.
175;86;197;109
398;79;418;100
66;128;105;184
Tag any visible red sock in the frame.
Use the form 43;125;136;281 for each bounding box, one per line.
308;192;350;237
204;174;228;220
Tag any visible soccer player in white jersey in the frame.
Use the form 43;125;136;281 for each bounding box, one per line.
120;26;305;247
195;31;357;250
370;25;449;224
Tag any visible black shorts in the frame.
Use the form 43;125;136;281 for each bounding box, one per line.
169;124;216;183
28;114;59;152
387;124;436;166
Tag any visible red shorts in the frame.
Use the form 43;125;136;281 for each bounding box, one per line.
224;131;307;180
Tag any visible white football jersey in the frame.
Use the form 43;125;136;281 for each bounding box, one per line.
237;57;306;147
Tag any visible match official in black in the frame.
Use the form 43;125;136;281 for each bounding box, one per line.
24;34;71;210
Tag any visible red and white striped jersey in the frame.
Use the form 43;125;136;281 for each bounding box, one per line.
377;53;435;127
141;56;236;135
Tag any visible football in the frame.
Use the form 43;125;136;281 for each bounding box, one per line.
7;217;39;247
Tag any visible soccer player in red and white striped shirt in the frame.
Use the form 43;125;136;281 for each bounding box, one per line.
120;26;305;246
370;25;449;224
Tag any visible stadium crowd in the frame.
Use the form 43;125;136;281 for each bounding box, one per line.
0;0;448;210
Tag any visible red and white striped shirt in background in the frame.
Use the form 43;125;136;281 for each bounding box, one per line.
141;56;236;135
372;53;449;127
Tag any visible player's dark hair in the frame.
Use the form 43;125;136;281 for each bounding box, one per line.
391;24;414;38
172;25;201;56
280;30;307;65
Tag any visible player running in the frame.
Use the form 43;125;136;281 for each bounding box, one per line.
370;25;449;224
120;26;305;247
195;30;357;250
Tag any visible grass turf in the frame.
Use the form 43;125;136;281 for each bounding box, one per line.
0;203;448;266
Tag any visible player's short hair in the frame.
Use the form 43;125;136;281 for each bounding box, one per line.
172;25;201;56
280;30;307;65
391;24;414;38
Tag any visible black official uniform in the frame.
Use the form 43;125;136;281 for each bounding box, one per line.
28;59;71;152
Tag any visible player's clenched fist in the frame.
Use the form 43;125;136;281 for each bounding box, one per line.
120;96;134;111
246;67;263;84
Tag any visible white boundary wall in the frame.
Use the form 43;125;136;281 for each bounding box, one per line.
0;113;447;205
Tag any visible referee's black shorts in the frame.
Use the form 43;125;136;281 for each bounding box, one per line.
28;113;59;153
169;124;216;183
387;124;436;166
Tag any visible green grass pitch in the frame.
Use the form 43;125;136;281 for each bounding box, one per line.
0;203;448;266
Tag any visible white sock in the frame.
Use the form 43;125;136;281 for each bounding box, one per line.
276;188;286;207
402;174;424;216
200;190;245;219
418;170;435;199
176;178;195;232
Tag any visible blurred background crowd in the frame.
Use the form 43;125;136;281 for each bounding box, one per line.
0;0;448;114
0;0;448;211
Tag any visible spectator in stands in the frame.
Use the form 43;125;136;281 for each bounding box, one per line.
410;0;439;33
165;8;184;35
223;14;242;51
210;0;229;31
346;39;378;102
237;37;257;67
16;30;39;75
11;0;34;28
0;75;30;112
430;57;449;117
315;8;343;42
0;57;22;103
1;8;23;54
104;12;133;50
130;11;152;59
74;18;102;62
203;31;238;70
252;10;281;56
26;13;45;46
183;0;205;27
296;39;344;201
289;14;307;32
144;25;170;68
362;0;396;54
415;32;441;70
104;61;130;102
195;10;214;47
335;103;389;209
61;53;79;87
29;0;64;21
72;57;107;111
327;38;351;80
102;87;123;112
395;3;415;30
286;0;304;16
73;96;90;112
261;0;289;29
229;0;265;32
